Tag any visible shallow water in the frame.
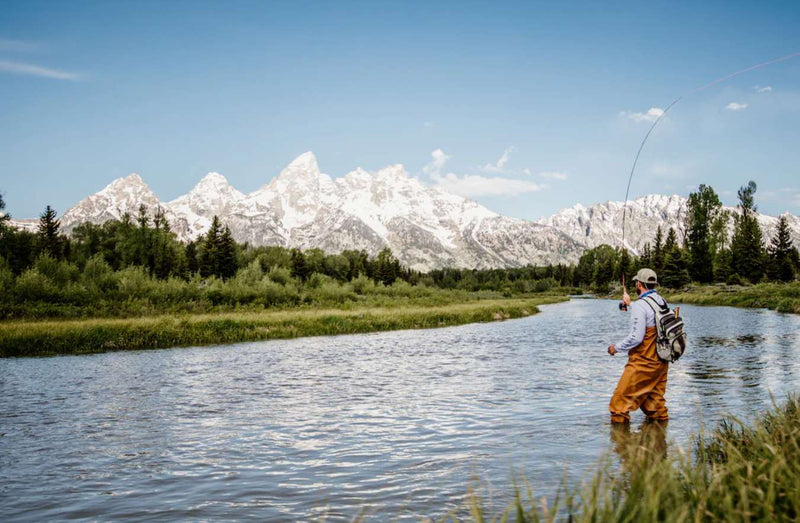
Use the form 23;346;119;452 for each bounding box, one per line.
1;299;800;521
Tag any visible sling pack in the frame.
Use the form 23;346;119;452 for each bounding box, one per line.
642;296;687;363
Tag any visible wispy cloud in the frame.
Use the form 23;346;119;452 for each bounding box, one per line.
725;102;748;111
422;148;451;177
0;60;80;81
0;38;41;52
422;148;544;197
538;171;568;181
620;107;664;123
423;121;435;128
431;172;545;197
480;146;514;174
754;85;772;93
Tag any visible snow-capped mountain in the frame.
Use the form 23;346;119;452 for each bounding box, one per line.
24;152;800;270
54;152;584;270
60;173;175;230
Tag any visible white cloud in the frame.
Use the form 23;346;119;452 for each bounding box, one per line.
0;59;79;80
424;121;435;128
754;85;772;93
431;172;545;197
725;102;748;111
538;171;568;181
422;148;451;177
620;107;664;123
480;146;514;173
521;168;532;176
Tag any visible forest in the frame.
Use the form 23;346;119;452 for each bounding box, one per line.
0;180;797;321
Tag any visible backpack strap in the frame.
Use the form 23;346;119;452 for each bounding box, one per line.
642;295;669;313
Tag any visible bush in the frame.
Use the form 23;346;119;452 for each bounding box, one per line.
117;266;155;300
34;255;79;286
82;254;117;292
267;266;292;286
14;269;57;301
726;273;746;286
309;281;357;304
352;274;377;295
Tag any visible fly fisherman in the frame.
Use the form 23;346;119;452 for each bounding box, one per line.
607;268;669;424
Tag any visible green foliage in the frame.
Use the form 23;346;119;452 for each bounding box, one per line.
767;215;797;282
731;181;765;283
37;205;64;258
686;184;722;283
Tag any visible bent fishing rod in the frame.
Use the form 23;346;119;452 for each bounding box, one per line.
617;50;800;309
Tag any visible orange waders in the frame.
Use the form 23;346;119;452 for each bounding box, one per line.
609;326;669;423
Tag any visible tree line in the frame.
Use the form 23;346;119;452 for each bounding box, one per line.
573;180;798;290
1;179;797;307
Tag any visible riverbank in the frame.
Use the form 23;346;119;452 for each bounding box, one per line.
665;281;800;314
0;296;566;357
462;395;800;522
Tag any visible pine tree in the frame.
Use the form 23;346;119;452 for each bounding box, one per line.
216;226;238;280
199;216;222;278
375;247;399;285
686;184;722;283
38;205;63;258
639;242;652;269
730;181;765;283
652;226;664;273
290;249;310;282
766;215;796;282
617;248;632;283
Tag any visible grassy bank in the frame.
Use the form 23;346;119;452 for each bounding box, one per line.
452;396;800;522
0;297;565;357
665;281;800;314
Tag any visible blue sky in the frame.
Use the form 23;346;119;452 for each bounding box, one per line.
1;1;799;220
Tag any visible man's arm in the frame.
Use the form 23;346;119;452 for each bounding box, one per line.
613;302;647;353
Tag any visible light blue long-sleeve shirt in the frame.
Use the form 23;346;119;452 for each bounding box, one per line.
615;291;666;353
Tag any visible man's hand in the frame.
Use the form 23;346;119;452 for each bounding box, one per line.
621;290;631;307
608;344;617;356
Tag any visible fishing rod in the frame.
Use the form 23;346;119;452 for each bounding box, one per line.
618;50;800;308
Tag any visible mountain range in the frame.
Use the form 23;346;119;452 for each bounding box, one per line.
9;152;800;271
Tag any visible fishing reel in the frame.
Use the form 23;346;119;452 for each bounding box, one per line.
618;301;628;312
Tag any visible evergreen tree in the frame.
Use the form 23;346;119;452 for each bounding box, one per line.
216;226;238;280
730;181;765;283
185;241;199;275
37;205;63;258
199;216;222;278
639;242;652;270
661;246;690;289
766;215;796;282
374;247;399;285
290;248;310;281
617;248;632;283
652;226;665;273
686;184;722;283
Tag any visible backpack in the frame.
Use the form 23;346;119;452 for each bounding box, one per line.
642;296;687;363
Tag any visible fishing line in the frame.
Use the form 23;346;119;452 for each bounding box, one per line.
620;50;800;250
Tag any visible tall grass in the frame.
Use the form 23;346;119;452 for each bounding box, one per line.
667;282;800;314
0;297;564;357
443;396;800;522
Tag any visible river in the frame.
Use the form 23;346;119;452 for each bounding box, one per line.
1;299;799;521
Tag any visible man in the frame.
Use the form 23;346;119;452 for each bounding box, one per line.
607;268;669;424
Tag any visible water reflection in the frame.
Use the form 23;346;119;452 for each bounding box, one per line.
1;300;799;521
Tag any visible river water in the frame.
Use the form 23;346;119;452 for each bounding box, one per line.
1;299;800;521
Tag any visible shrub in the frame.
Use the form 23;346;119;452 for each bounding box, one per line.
82;254;117;292
267;266;292;286
117;266;155;299
14;269;57;301
309;281;357;304
352;274;377;295
34;255;79;286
